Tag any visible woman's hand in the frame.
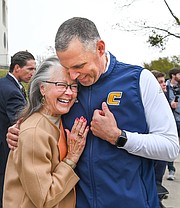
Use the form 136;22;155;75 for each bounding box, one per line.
65;116;89;164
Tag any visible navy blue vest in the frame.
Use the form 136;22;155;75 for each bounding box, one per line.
62;53;158;208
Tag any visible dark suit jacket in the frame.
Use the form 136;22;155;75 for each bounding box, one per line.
0;73;26;202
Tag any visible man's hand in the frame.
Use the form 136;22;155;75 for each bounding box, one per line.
171;100;178;109
6;118;22;150
90;102;121;145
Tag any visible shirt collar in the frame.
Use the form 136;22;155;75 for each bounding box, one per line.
104;51;110;73
8;72;22;89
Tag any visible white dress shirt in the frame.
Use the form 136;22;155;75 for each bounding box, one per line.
124;69;179;161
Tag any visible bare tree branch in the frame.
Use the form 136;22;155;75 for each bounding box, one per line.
112;0;180;49
142;25;180;39
164;0;180;25
121;0;136;8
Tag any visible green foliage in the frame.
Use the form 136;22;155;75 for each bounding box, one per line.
0;69;8;78
147;30;167;50
21;82;29;93
143;55;180;77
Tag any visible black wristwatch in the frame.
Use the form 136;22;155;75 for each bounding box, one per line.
115;130;127;148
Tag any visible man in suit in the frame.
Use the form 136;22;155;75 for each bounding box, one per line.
0;51;36;208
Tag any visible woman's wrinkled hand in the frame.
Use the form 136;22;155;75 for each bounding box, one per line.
65;116;89;164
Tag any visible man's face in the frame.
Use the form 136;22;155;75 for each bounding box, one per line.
174;73;180;83
56;39;106;86
18;59;36;83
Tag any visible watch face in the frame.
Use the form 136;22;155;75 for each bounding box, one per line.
115;131;127;148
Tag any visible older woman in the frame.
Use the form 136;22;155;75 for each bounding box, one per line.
3;56;89;208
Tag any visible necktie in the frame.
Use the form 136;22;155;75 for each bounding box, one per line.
20;84;27;99
58;120;67;161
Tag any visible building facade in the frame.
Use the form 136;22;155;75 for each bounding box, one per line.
0;0;8;67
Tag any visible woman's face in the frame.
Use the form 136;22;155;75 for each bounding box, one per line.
40;66;77;116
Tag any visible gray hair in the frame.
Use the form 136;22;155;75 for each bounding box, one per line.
55;17;101;52
21;56;61;121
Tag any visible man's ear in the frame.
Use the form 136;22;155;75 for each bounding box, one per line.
96;40;106;55
13;64;21;73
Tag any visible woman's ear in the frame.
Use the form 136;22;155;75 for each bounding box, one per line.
39;83;45;96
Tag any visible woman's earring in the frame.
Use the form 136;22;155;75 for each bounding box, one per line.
41;96;45;105
75;97;78;103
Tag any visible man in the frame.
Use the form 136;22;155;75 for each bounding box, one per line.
0;51;36;208
166;68;180;181
7;18;179;208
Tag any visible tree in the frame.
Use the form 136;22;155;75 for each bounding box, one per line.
146;0;180;50
113;0;180;50
143;55;180;75
36;46;56;66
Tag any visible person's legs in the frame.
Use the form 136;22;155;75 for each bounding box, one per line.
167;120;180;180
154;160;169;207
167;161;176;180
155;160;167;184
176;121;180;138
167;161;176;172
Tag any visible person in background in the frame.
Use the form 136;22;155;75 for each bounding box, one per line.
0;51;36;208
151;70;167;94
7;17;179;208
3;56;89;208
151;70;169;208
166;68;180;181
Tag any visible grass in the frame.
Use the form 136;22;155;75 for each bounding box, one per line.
0;69;8;78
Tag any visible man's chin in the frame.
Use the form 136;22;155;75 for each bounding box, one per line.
79;78;95;87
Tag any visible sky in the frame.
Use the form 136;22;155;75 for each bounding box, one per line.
8;0;180;66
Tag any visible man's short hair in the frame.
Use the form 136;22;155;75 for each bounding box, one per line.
169;68;180;79
9;51;35;72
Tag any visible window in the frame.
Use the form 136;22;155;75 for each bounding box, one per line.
2;0;7;26
4;32;7;49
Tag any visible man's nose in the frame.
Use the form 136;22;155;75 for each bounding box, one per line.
69;69;80;80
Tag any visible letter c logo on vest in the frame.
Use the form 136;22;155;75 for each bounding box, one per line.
107;92;122;105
